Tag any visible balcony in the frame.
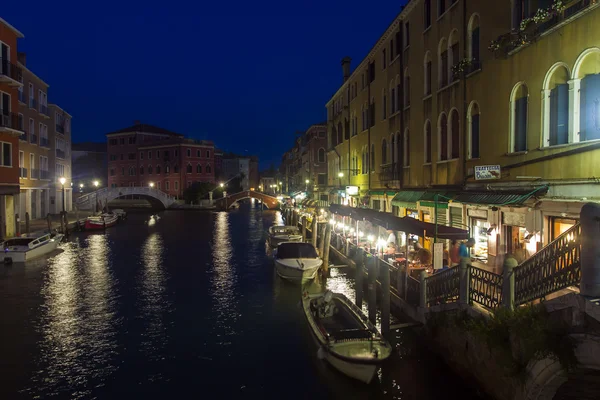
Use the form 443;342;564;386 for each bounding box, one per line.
379;163;400;183
40;170;49;180
29;98;37;110
0;59;23;87
40;137;50;147
18;91;26;104
19;167;27;178
56;123;65;134
30;169;39;179
19;130;27;141
56;149;66;159
30;133;37;145
40;105;50;118
0;112;25;134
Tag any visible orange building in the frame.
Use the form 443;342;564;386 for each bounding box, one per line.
0;18;25;237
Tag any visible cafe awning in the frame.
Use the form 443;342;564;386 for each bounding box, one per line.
453;188;546;206
391;190;455;209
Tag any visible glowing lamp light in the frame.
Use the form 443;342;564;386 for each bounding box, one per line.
149;182;155;188
93;180;99;187
377;239;387;248
338;172;344;178
305;179;309;184
79;183;84;188
329;219;336;225
358;231;364;238
367;235;375;242
276;196;283;201
220;183;224;188
320;208;324;214
59;177;66;185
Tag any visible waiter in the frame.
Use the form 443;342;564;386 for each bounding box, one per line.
386;229;396;245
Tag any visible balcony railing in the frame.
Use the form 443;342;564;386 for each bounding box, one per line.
18;91;26;104
56;123;65;134
40;170;49;180
40;137;49;147
30;169;39;179
56;149;66;159
0;59;22;85
19;167;27;178
29;98;37;109
379;163;400;183
19;131;27;141
0;112;25;132
40;104;49;117
30;134;37;144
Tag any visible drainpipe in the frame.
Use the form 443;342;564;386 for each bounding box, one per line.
398;22;405;190
367;81;372;193
462;0;468;187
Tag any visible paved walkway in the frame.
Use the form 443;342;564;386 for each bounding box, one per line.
19;211;93;235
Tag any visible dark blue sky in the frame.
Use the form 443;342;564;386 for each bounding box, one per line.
4;0;406;169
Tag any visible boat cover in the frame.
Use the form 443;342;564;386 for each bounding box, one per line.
277;242;318;259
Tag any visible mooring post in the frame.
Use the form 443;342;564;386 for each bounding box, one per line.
345;237;350;256
397;264;404;295
459;257;470;305
311;215;318;248
355;248;364;308
318;223;326;257
60;213;65;234
301;215;307;242
63;212;69;237
25;212;30;235
419;269;428;308
46;213;52;232
580;203;600;297
380;257;391;334
15;213;20;237
367;255;377;324
322;222;332;275
502;256;518;310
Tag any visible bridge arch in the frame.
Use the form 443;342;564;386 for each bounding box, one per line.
75;187;177;210
214;190;279;210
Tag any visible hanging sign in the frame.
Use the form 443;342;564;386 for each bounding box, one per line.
345;186;359;196
474;165;501;180
433;243;444;270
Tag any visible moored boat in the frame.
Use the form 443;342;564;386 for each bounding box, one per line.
3;231;64;263
268;225;302;247
302;290;392;384
85;212;119;230
274;242;322;282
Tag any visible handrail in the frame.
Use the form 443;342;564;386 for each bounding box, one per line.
426;266;460;306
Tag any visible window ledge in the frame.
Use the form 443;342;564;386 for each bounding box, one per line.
465;68;482;79
403;105;411;111
423;94;432;101
403;166;410;169
467;157;481;161
436;159;459;165
390;55;401;66
538;138;600;151
423;26;432;35
389;111;401;119
423;162;432;166
404;45;410;52
505;150;529;156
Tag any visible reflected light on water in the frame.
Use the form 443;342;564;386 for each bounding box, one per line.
274;210;283;226
211;212;237;334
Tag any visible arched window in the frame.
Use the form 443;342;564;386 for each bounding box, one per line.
197;164;202;173
186;164;192;173
156;165;161;174
468;14;481;69
424;120;432;163
510;83;529;152
140;166;144;175
404;67;411;107
390;80;396;114
573;48;600;142
382;89;387;119
165;165;170;174
468;102;480;159
438;113;448;161
391;134;396;165
542;63;569;146
395;132;402;169
449;109;460;159
438;37;448;87
403;129;410;167
148;165;153;175
206;164;212;173
448;29;459;83
337;122;343;144
174;165;179;173
318;148;325;163
165;181;170;191
424;51;432;96
369;97;375;128
344;118;350;140
395;76;401;113
330;126;337;147
381;139;388;164
370;144;375;170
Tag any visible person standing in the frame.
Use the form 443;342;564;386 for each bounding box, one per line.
386;230;396;246
449;240;460;266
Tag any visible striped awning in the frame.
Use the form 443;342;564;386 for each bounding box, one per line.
453;188;546;206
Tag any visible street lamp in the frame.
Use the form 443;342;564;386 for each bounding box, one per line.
338;172;344;178
93;180;99;188
149;182;155;188
305;179;309;192
79;183;84;193
59;177;66;213
220;182;224;188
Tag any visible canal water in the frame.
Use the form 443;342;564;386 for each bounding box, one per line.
0;204;483;399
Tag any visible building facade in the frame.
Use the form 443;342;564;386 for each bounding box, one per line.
106;123;215;198
0;18;25;237
72;142;107;189
220;154;259;191
324;0;600;271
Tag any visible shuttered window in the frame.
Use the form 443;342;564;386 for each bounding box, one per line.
450;206;463;228
580;73;600;141
514;97;528;152
471;114;480;158
472;27;480;62
435;207;447;226
549;83;569;146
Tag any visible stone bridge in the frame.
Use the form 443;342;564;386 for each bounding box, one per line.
75;187;177;210
214;190;279;210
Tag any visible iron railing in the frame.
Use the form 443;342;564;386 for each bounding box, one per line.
19;131;27;141
56;123;65;134
30;133;37;144
0;112;24;131
469;266;503;309
514;223;581;306
30;169;39;179
18;91;26;104
0;59;22;82
19;167;27;178
379;163;399;183
40;170;49;180
40;137;49;147
40;104;49;116
56;149;66;159
406;275;421;307
426;266;460;306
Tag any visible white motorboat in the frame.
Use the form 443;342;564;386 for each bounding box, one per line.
274;242;322;282
3;232;64;263
268;225;302;247
302;290;392;384
85;212;120;230
112;209;128;220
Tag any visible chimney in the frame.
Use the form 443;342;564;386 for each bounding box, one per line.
17;52;26;66
341;57;351;83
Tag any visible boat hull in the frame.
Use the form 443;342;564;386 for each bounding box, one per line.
85;215;119;230
274;259;320;282
3;235;63;263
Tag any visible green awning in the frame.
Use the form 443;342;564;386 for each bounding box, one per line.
453;190;540;206
368;190;397;196
419;201;449;209
391;191;425;208
391;190;455;209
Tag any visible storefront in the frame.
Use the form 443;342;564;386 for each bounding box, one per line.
468;209;490;264
549;217;578;241
502;210;535;263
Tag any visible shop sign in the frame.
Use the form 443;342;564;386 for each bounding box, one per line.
474;165;501;180
503;211;526;227
468;208;488;218
433;243;444;270
345;186;359;196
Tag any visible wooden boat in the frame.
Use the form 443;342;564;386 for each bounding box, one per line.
274;242;322;282
268;225;302;247
302;291;392;384
3;232;64;263
85;212;119;230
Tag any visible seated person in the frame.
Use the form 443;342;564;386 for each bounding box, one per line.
415;247;432;265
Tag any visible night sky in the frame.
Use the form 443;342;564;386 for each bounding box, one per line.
3;0;406;169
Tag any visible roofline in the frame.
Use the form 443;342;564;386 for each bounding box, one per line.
0;17;24;38
19;62;49;88
325;1;419;106
105;131;182;137
48;104;72;117
138;142;214;150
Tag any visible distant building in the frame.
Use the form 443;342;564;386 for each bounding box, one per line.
221;153;259;191
72;142;106;190
106;122;215;198
214;148;223;180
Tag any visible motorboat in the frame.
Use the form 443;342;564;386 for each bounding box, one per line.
302;290;392;384
3;231;64;263
112;209;127;220
85;212;120;230
268;225;302;247
273;242;322;282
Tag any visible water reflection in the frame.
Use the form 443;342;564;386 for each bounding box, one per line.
26;235;118;398
138;233;170;363
211;212;237;335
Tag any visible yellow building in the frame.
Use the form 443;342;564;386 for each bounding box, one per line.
325;0;600;270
